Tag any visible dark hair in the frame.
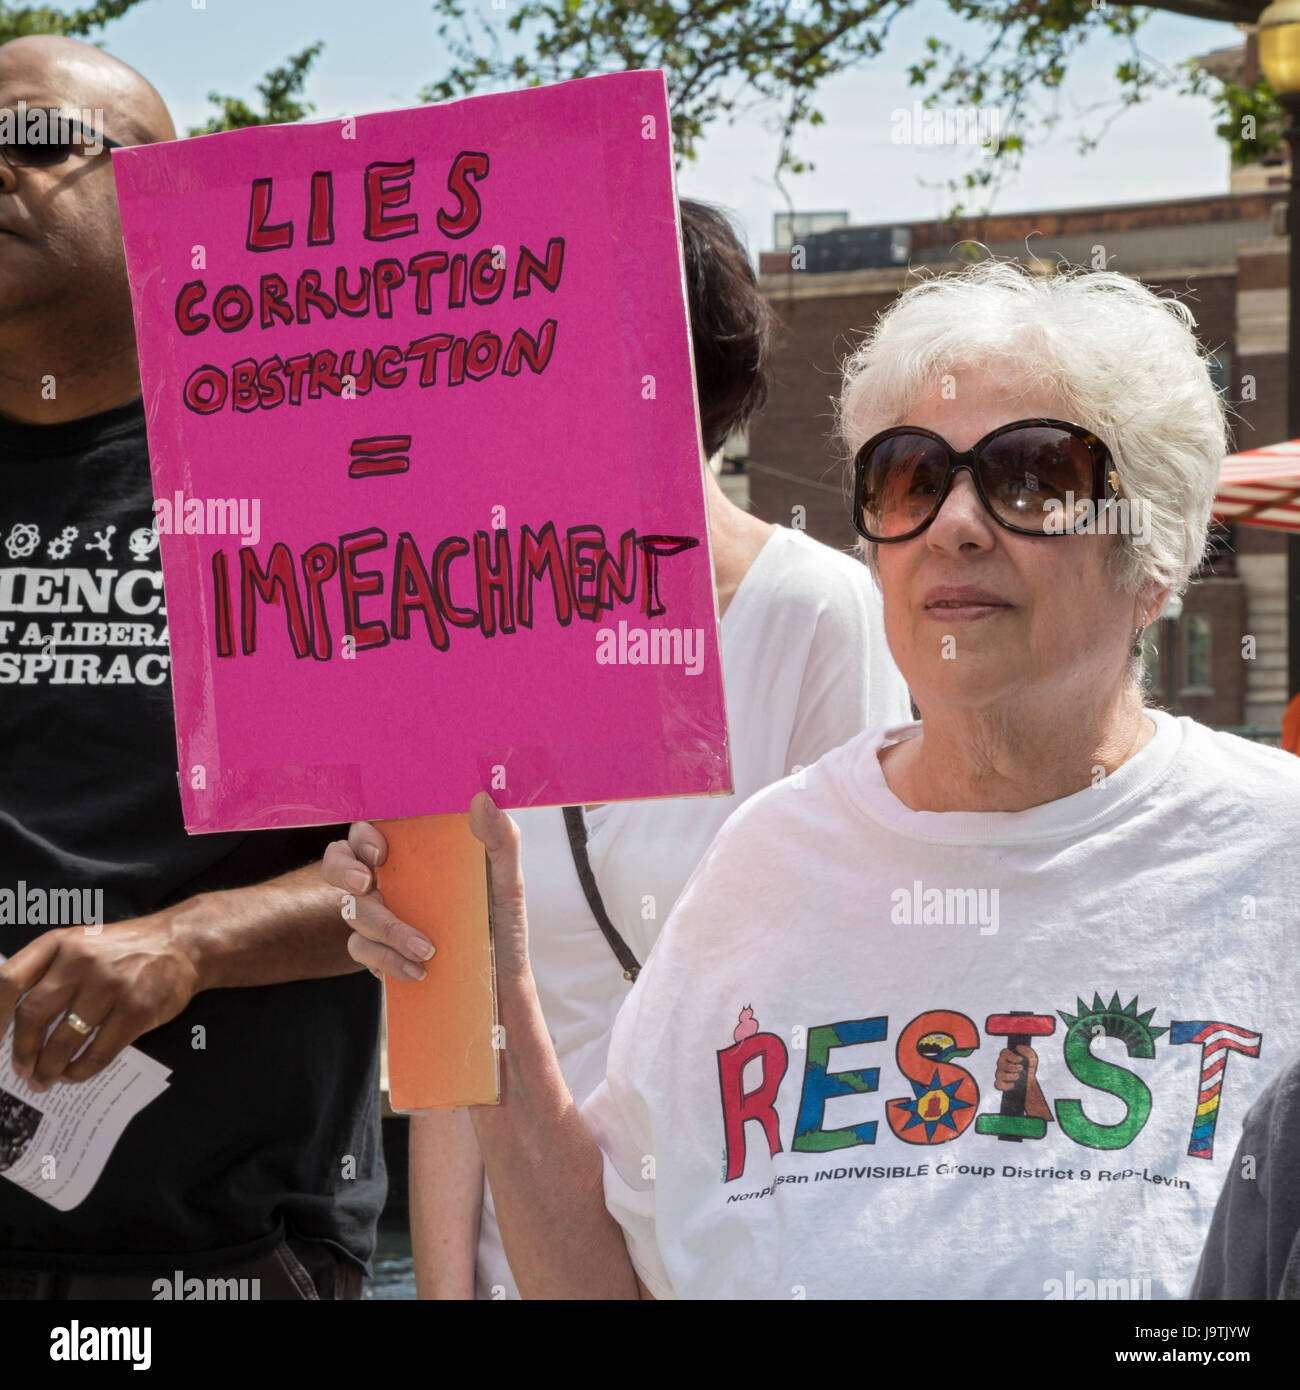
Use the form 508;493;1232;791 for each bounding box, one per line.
679;199;776;459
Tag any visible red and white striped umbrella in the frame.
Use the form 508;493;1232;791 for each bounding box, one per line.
1215;441;1300;533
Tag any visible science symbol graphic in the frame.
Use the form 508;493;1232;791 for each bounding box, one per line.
47;526;78;560
128;526;159;562
5;522;40;559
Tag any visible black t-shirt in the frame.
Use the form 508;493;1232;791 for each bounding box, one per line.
0;399;385;1271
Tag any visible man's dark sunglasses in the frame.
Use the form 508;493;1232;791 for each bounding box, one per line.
0;109;122;170
851;417;1121;543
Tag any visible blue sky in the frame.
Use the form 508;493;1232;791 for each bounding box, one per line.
60;0;1240;259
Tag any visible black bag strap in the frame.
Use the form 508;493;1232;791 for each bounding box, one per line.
562;806;641;982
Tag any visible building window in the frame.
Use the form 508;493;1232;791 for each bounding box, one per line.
1182;614;1213;691
1207;349;1231;400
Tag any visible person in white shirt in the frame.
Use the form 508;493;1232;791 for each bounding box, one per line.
341;199;909;1299
328;258;1293;1301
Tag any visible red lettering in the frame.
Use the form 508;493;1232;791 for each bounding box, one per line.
212;284;253;334
718;1033;789;1183
212;551;234;658
335;264;371;316
637;534;699;618
513;237;565;298
448;253;467;309
469;248;505;304
517;523;573;628
259;273;293;329
183;364;228;415
364;160;419;241
595;529;638;612
295;269;337;325
502;320;557;377
175;280;209;335
338;529;389;652
432;537;479;629
474;529;514;638
373;258;406;317
566;526;605;621
404;333;453;387
257;356;286;409
448;337;466;385
246;177;293;252
373;346;406;389
301;542;338;660
231;358;260;413
282;354;313;405
308;170;334;246
339;348;373;394
438;151;488;238
408;251;448;313
391;534;449;652
307;349;343;400
465;330;501;381
240;544;309;657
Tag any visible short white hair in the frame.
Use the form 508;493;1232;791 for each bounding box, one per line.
837;258;1229;597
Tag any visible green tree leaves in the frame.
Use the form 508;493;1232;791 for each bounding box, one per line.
189;41;324;135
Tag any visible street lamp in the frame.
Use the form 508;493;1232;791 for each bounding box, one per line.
1258;0;1300;701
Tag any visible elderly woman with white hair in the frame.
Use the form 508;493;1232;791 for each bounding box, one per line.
328;260;1300;1300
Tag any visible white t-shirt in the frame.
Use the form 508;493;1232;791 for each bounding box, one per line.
580;711;1300;1300
473;526;911;1298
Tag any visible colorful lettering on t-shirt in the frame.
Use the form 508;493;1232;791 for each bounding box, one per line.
1169;1020;1264;1159
887;1010;979;1145
715;995;1262;1182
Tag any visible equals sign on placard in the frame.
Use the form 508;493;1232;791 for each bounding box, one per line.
348;435;412;478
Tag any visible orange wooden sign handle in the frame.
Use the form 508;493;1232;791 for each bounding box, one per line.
376;813;499;1110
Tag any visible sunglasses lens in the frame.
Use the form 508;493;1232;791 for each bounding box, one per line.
0;109;100;167
860;434;951;539
977;427;1098;532
3;142;74;167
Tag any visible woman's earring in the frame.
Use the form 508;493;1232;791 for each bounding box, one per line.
1132;625;1146;659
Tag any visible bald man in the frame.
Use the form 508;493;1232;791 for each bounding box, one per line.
0;37;384;1301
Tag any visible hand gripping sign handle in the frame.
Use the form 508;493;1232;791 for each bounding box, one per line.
376;814;499;1112
985;1011;1056;1144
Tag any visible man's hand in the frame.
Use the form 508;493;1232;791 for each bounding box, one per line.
0;863;357;1090
0;916;200;1091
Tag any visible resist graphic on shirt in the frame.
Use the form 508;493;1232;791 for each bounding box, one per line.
0;519;169;687
717;999;1263;1183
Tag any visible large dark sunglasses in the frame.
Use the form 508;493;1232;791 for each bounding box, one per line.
852;417;1120;543
0;109;122;170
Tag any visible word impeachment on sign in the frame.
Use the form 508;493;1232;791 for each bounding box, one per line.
213;523;698;659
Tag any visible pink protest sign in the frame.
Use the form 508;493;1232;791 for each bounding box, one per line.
113;70;730;833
